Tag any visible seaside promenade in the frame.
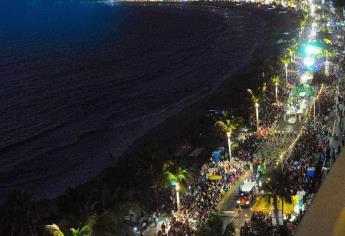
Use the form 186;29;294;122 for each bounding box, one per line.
142;0;345;235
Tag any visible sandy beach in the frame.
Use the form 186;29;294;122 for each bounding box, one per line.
54;2;301;212
0;1;300;202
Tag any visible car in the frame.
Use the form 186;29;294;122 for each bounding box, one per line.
236;191;255;207
236;181;257;207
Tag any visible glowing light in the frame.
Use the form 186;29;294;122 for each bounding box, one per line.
303;57;315;67
302;43;322;57
306;45;317;54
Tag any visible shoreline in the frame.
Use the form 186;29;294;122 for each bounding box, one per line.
0;2;257;200
54;1;300;206
0;2;304;235
1;2;272;201
120;2;300;164
1;2;300;208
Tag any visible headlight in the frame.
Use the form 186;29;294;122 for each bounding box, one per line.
237;200;240;204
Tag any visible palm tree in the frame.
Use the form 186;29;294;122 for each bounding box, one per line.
272;75;281;102
215;111;240;161
273;166;293;217
261;180;279;224
56;189;97;233
287;46;296;63
197;214;235;236
261;165;293;224
90;185;142;236
135;145;164;209
280;56;291;84
162;161;191;210
247;88;260;131
324;50;332;76
70;214;96;236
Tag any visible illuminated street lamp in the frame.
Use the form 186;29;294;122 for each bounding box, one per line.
285;63;288;84
325;55;329;76
247;89;260;131
324;50;332;76
255;102;259;131
227;132;232;161
272;75;280;102
175;184;180;211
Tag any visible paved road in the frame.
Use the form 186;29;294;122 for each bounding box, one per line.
220;111;307;235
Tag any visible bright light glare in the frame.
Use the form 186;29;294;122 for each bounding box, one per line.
306;45;317;54
304;44;321;56
303;57;315;67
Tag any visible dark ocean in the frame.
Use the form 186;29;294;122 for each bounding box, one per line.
0;0;264;199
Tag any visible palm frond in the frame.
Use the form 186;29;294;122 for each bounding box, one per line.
162;171;177;188
70;228;79;236
44;224;65;236
79;225;92;236
215;112;240;134
272;75;280;85
246;88;259;104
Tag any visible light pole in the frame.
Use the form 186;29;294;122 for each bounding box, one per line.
175;184;180;211
325;54;329;76
285;63;288;84
272;76;280;102
255;102;260;131
247;88;260;131
226;132;232;161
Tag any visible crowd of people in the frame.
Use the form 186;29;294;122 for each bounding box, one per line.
163;84;342;235
240;212;274;236
249;84;290;130
240;82;343;235
169;159;248;233
154;20;345;235
165;79;298;235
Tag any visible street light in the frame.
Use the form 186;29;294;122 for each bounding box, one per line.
175;184;180;211
226;132;232;161
247;88;260;131
272;75;280;102
255;102;260;131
